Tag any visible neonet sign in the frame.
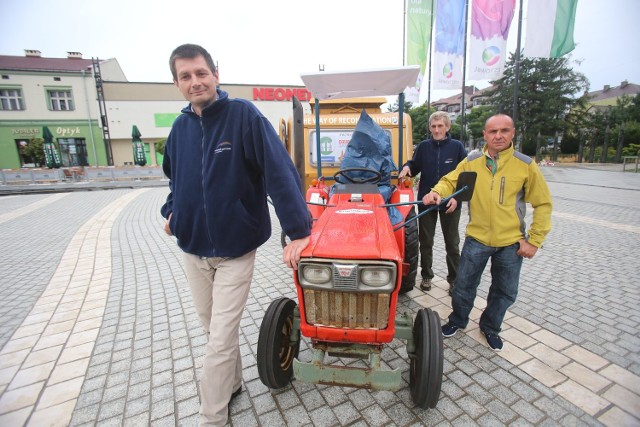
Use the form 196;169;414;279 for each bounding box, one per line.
253;87;312;102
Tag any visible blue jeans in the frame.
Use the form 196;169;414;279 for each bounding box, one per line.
449;237;523;335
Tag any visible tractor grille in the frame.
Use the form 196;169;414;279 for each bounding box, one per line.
332;264;358;290
303;289;390;329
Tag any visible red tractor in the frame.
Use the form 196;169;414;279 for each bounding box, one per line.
257;68;474;409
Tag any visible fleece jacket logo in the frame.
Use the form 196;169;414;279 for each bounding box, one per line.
214;141;232;154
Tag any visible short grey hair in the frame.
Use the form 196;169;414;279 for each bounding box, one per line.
429;111;451;127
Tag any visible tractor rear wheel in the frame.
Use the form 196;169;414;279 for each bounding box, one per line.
400;208;419;294
409;308;443;409
257;297;300;389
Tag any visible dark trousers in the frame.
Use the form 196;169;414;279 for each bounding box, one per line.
418;208;461;284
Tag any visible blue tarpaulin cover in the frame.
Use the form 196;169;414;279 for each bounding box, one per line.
335;110;403;225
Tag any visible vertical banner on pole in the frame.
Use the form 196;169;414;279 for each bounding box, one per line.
433;0;466;89
406;0;434;103
468;0;516;81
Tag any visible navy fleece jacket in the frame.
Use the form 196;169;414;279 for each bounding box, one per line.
403;134;467;211
161;89;310;257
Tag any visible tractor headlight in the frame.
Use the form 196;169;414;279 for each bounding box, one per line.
298;260;396;293
301;264;332;285
360;268;392;287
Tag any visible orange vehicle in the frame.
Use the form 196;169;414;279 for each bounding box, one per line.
257;67;475;409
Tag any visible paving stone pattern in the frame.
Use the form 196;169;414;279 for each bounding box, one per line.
0;166;638;426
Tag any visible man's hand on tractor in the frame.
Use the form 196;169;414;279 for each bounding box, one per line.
398;165;412;179
517;239;538;259
422;191;441;206
283;236;310;270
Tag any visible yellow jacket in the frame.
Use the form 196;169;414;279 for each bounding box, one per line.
432;144;552;248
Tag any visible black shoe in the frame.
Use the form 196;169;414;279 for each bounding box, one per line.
228;386;242;415
420;278;432;291
230;386;242;401
441;322;460;337
483;331;503;351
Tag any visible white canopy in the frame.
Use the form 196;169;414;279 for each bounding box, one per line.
300;66;420;100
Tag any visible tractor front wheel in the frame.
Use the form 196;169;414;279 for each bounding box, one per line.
409;308;443;409
257;297;300;389
400;208;419;294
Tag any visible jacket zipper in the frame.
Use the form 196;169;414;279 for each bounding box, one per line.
499;176;505;205
436;142;441;183
200;117;215;255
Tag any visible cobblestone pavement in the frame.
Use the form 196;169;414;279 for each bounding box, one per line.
0;165;638;426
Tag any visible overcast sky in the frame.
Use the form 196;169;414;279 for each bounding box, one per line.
1;0;639;103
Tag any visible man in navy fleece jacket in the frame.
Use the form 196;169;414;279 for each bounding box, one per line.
399;111;466;294
161;44;310;426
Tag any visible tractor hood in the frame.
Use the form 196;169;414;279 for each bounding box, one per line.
303;199;401;262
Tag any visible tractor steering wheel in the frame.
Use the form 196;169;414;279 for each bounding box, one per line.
334;167;382;184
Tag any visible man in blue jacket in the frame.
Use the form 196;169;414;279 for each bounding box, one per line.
399;111;467;294
161;44;310;426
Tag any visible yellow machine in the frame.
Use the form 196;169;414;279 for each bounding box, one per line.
279;96;414;189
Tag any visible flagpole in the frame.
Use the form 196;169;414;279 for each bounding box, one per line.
460;0;470;145
427;0;434;117
403;0;407;66
513;0;524;144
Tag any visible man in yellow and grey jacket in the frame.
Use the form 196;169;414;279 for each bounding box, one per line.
422;114;552;351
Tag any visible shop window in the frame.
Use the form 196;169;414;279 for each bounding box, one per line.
58;138;88;166
0;88;24;110
15;139;38;167
48;89;74;111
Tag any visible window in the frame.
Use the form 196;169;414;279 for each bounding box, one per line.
473;98;486;107
15;139;38;167
58;138;88;166
48;89;74;111
0;88;24;110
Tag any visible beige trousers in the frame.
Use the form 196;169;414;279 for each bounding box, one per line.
182;250;256;427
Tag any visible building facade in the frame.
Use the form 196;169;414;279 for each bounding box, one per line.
0;50;127;169
1;50;312;170
103;82;312;166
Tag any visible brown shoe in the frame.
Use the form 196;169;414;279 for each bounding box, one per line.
420;278;432;291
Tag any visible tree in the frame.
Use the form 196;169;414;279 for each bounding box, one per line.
486;53;589;156
22;138;45;167
154;138;167;155
386;98;413;114
407;103;432;145
457;106;494;149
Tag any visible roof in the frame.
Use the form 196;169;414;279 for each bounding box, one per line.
300;66;420;100
587;81;640;104
0;55;94;73
431;85;481;106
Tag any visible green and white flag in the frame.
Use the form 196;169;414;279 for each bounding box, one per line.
524;0;578;58
405;0;434;103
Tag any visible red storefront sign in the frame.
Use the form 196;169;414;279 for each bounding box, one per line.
253;87;313;102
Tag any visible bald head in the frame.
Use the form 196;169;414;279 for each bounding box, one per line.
484;114;514;129
483;114;515;157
